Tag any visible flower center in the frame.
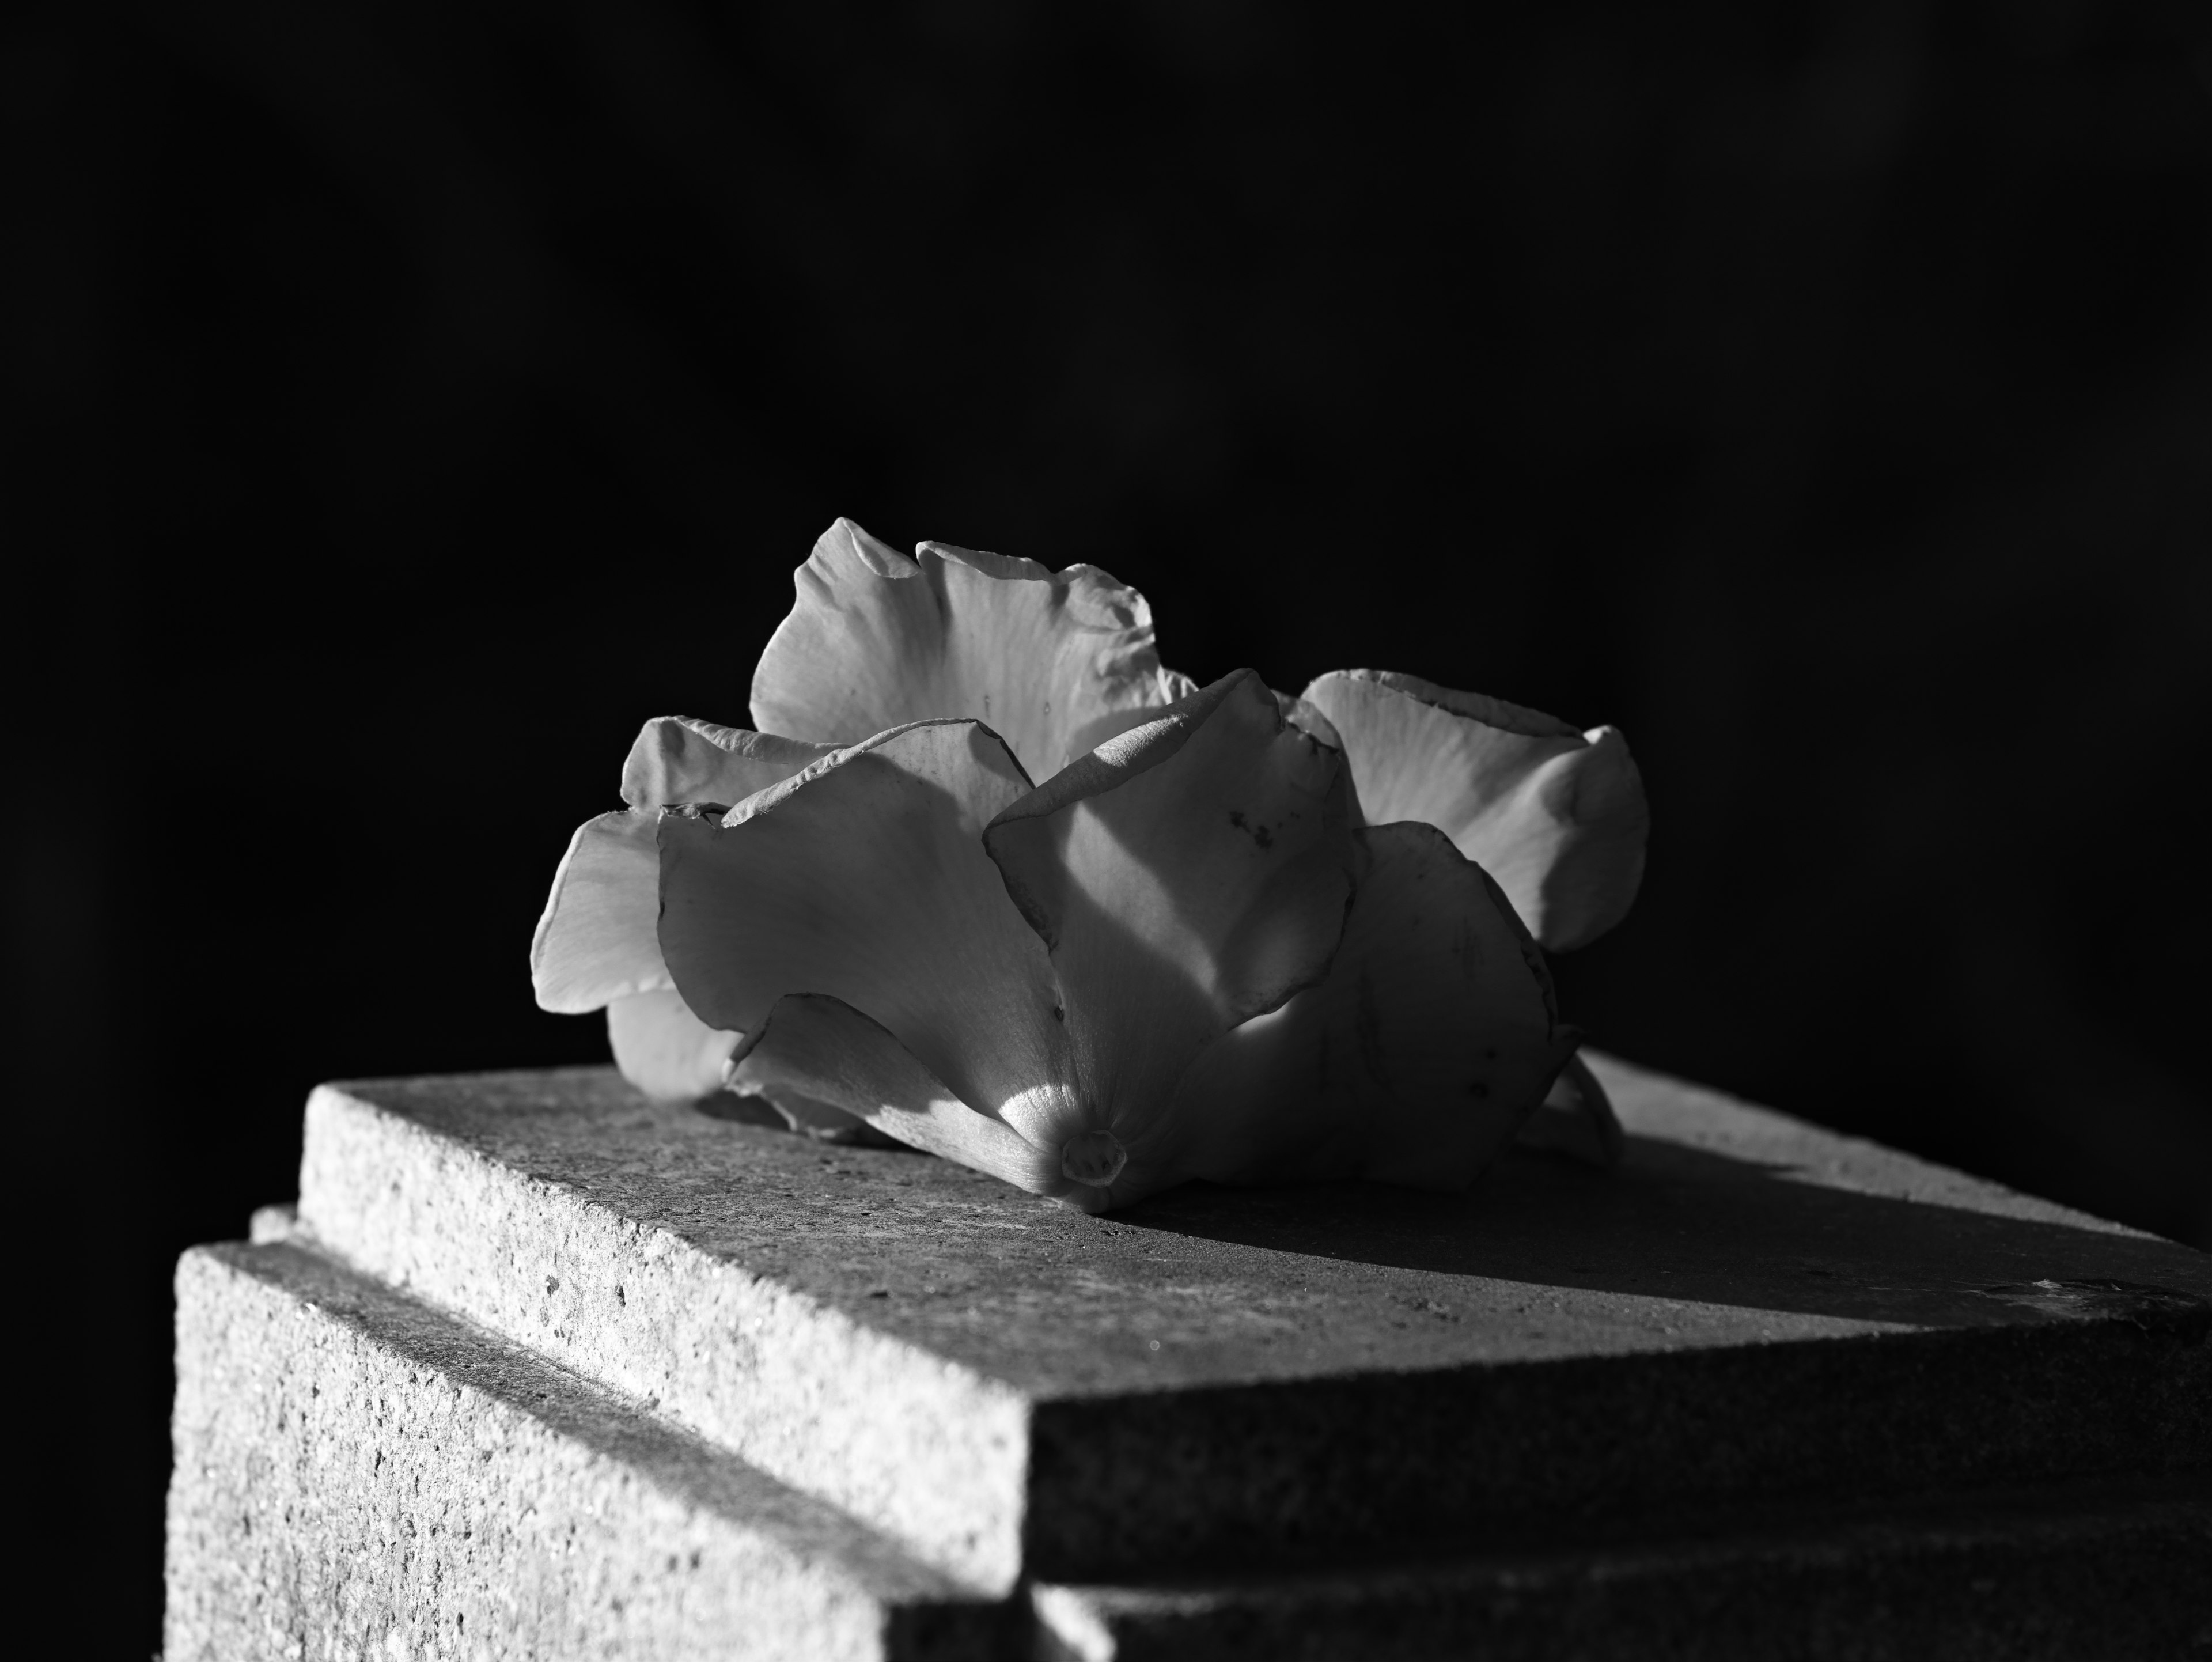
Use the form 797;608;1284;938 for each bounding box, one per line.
1061;1129;1127;1187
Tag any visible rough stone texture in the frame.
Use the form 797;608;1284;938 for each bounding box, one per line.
165;1241;1005;1662
291;1053;2212;1587
1032;1479;2212;1661
297;1077;1033;1589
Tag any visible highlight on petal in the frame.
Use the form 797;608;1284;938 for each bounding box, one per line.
1162;820;1578;1192
605;988;741;1102
621;715;835;809
749;517;1190;781
531;811;671;1013
984;669;1354;1201
658;718;1077;1127
1301;668;1649;952
732;994;1077;1199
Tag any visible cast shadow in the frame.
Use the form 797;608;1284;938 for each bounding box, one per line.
1116;1133;2211;1332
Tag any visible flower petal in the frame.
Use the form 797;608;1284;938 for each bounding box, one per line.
531;811;671;1013
535;721;832;1019
658;718;1074;1125
1272;687;1343;749
1163;820;1578;1190
733;993;1078;1200
747;1085;899;1145
604;988;740;1101
983;669;1354;1193
621;715;836;809
1300;669;1649;951
1514;1051;1626;1168
749;517;1189;779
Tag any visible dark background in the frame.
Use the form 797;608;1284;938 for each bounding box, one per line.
9;1;2211;1652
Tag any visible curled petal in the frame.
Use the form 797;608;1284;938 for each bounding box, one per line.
984;669;1354;1199
741;1085;893;1145
733;994;1081;1202
1164;821;1577;1191
605;989;740;1102
1056;666;1203;763
531;811;671;1013
658;719;1075;1125
1515;1051;1627;1168
621;716;835;809
1272;688;1343;749
1301;669;1649;951
749;517;1188;779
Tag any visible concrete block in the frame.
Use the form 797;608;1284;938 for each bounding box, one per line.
1033;1479;2212;1660
291;1054;2212;1588
165;1241;1005;1662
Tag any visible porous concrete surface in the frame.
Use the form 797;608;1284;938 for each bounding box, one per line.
1032;1479;2212;1661
165;1241;1003;1662
294;1055;2212;1583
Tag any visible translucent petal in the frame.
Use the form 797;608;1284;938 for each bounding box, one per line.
1514;1051;1626;1168
658;718;1076;1125
699;1081;890;1145
1058;667;1202;763
535;722;830;1020
1164;821;1578;1191
621;715;835;809
1271;687;1343;749
984;669;1353;1199
732;994;1078;1201
1301;669;1649;951
605;989;740;1102
743;1085;893;1145
749;517;1189;779
531;811;670;1013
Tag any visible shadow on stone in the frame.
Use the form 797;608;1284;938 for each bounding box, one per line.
1115;1136;2211;1335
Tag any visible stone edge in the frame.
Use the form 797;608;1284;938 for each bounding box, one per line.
1031;1481;2212;1659
168;1240;1009;1660
296;1082;1035;1593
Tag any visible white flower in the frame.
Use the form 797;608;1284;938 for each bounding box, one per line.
532;519;1646;1208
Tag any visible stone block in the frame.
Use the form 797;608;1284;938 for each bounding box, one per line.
165;1240;1006;1661
289;1054;2212;1590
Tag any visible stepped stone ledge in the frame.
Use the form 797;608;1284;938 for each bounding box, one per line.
170;1052;2212;1657
286;1056;2212;1587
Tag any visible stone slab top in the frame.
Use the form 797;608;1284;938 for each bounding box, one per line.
296;1052;2210;1583
325;1052;2209;1399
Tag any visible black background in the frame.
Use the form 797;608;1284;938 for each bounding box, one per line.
10;2;2212;1652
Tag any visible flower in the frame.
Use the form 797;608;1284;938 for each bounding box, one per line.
532;518;1646;1208
749;520;1647;953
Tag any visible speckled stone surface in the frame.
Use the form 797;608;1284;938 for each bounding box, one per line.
164;1241;1004;1662
292;1054;2212;1585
